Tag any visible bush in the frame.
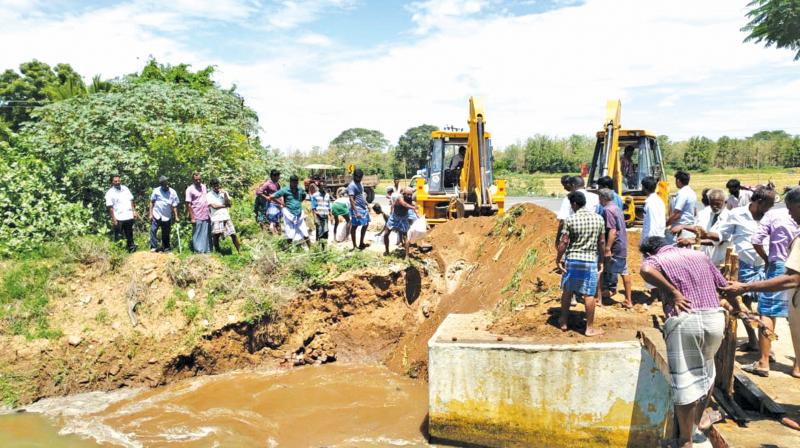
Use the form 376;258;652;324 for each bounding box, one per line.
166;256;215;287
0;155;91;256
64;235;125;273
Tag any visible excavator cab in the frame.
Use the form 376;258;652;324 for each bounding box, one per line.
587;100;668;225
416;97;505;224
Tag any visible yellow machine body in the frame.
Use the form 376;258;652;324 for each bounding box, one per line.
588;100;668;225
415;97;506;224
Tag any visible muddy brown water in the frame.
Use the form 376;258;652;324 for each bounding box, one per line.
0;364;430;447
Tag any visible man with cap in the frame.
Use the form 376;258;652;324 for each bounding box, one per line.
148;176;179;252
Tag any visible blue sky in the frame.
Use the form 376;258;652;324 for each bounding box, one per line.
1;0;798;151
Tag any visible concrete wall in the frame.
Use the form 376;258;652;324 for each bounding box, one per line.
428;315;673;448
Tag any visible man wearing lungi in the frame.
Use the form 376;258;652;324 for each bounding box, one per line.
723;187;800;380
257;170;282;235
384;187;416;258
269;175;312;249
347;169;370;250
640;236;727;447
556;191;606;337
185;172;211;253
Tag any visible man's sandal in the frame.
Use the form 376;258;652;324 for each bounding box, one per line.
742;361;769;377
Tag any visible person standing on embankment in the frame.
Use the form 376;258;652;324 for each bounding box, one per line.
185;172;212;253
722;187;800;380
148;175;179;253
555;190;606;337
348;168;371;250
639;236;727;448
598;188;632;309
105;174;139;253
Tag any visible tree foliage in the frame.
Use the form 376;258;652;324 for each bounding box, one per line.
16;79;263;222
683;136;715;172
0;60;87;130
326;127;393;175
742;0;800;60
495;134;593;173
0;154;91;255
396;124;438;175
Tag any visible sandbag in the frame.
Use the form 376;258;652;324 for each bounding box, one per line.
408;215;428;243
335;222;350;242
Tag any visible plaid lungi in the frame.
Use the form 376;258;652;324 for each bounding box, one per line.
664;308;725;405
561;258;598;296
759;261;789;317
211;219;236;236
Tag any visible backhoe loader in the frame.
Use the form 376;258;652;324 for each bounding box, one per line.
587;99;668;225
415;97;506;224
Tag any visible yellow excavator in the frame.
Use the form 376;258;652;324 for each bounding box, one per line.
415;97;506;224
587;99;669;225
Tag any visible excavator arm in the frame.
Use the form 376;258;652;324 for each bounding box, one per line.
602;99;623;194
460;96;491;208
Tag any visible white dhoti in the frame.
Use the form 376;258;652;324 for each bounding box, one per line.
282;208;310;242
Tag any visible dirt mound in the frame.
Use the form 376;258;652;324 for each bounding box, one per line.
386;204;659;377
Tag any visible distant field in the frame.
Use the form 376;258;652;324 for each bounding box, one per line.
378;169;800;199
511;169;800;198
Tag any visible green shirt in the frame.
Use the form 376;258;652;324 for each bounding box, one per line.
561;208;605;262
273;186;306;216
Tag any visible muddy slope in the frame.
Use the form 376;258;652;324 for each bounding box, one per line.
386;204;658;378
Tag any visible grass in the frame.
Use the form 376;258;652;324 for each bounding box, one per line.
0;371;31;408
501;248;539;295
94;308;110;325
0;262;61;339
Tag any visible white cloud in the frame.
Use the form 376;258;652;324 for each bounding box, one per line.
296;32;333;47
265;0;356;30
1;0;798;154
406;0;492;34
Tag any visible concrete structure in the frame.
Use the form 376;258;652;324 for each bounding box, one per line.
428;313;674;448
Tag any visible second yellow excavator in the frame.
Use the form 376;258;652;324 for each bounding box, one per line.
587;99;669;225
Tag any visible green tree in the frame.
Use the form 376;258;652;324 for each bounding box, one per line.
683;136;715;172
396;124;438;176
16;77;263;223
134;58;216;91
328;128;389;168
742;0;800;60
0;60;87;130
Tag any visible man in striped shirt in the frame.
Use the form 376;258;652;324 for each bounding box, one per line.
639;236;727;447
311;183;331;246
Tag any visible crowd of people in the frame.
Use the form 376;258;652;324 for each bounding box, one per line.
554;171;800;447
105;168;420;257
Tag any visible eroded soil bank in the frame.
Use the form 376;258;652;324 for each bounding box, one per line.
2;203;660;409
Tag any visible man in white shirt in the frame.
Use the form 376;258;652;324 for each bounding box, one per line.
641;176;666;240
556;176;599;219
148;176;179;253
703;187;776;350
678;188;729;266
556;176;599;248
725;178;753;210
105;174;138;252
665;170;697;245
